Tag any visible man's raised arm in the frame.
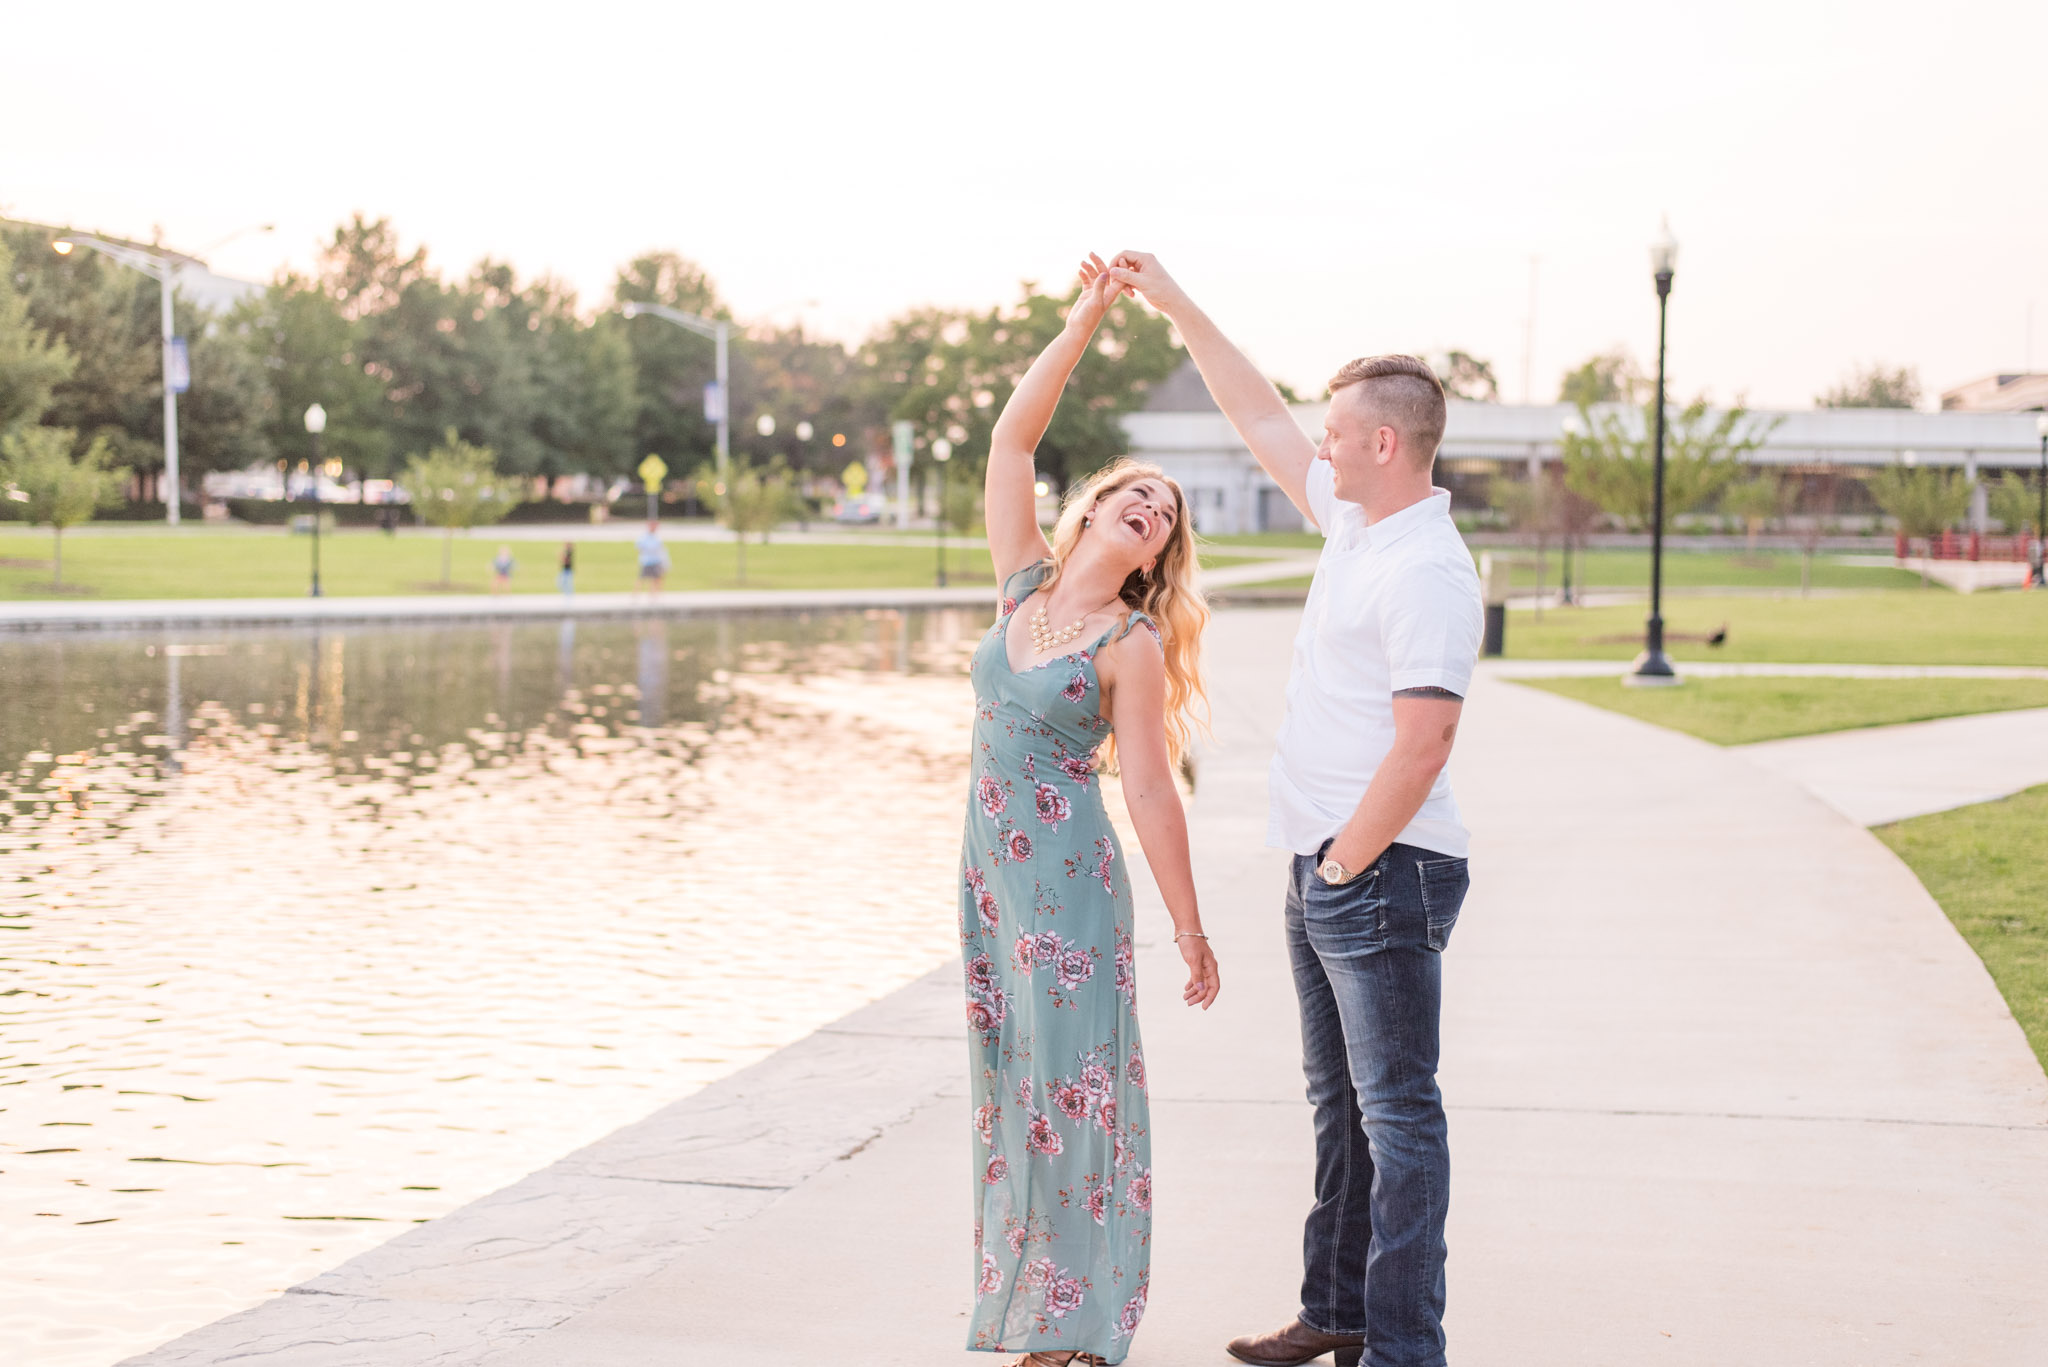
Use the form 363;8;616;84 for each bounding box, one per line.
1107;252;1321;524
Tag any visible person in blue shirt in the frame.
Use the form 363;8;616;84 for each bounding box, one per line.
634;522;670;600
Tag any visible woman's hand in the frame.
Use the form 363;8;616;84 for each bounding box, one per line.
1178;935;1220;1010
1068;253;1123;334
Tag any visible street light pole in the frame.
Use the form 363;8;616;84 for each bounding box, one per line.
53;226;272;526
2034;415;2047;587
931;438;954;587
1629;220;1680;686
305;404;327;597
620;301;732;479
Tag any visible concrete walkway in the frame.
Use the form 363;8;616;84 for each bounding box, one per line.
124;608;2048;1366
1736;707;2048;826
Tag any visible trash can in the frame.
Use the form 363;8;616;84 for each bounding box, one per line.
1480;553;1509;657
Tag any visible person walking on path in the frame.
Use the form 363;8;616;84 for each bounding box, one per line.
961;254;1220;1367
557;541;576;597
490;545;515;594
633;521;669;600
1107;253;1483;1367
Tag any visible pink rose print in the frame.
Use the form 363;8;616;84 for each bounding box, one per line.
1026;1113;1064;1157
1095;1097;1117;1136
1113;932;1136;1001
1126;1047;1146;1091
1009;1227;1032;1257
973;1100;997;1147
1005;828;1034;862
1034;781;1072;831
1080;1062;1113;1098
1115;1279;1149;1338
1021;1256;1054;1290
965;953;995;996
967;998;997;1035
984;1153;1008;1185
965;866;999;933
1043;1268;1088;1320
1014;1077;1033;1108
1032;934;1061;966
1055;947;1095;990
979;1251;1004;1297
1001;596;1018;617
1056;753;1095;787
1126;1165;1153;1212
1050;1078;1090;1122
1085;1181;1110;1225
1061;672;1088;703
978;774;1008;820
1114;1130;1133;1172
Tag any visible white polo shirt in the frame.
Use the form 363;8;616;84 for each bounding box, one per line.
1267;462;1484;858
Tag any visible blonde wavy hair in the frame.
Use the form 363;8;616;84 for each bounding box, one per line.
1037;458;1210;767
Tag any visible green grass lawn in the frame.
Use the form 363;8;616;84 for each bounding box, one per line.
0;528;1264;599
1877;785;2048;1075
1515;676;2048;745
1500;590;2048;667
1483;549;1922;592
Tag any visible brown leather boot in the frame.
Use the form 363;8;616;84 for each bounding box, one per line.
1226;1317;1366;1367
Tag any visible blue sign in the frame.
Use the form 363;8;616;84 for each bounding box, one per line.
166;337;191;394
702;381;726;424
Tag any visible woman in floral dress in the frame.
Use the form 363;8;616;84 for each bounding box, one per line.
962;254;1220;1367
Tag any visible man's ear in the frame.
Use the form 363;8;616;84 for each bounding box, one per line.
1375;425;1400;467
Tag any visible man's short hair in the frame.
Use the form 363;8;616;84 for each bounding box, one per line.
1327;354;1448;465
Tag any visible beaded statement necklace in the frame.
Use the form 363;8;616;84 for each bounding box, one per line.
1029;602;1093;655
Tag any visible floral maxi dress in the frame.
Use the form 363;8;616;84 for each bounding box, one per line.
962;562;1154;1362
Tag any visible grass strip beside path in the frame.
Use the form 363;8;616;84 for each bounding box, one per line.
0;530;1260;600
1514;676;2048;745
1877;785;2048;1076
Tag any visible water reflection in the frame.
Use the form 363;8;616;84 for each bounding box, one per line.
0;609;986;1367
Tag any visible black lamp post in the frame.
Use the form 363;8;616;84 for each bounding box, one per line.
2033;414;2047;587
304;403;327;597
1629;220;1680;686
932;437;953;587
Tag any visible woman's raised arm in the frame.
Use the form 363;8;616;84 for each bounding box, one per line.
984;255;1121;586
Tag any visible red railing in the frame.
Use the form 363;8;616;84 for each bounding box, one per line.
1896;530;2036;562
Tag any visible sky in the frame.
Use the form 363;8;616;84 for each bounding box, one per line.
6;0;2046;410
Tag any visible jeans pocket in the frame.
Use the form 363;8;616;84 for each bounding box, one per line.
1301;858;1387;956
1417;857;1469;952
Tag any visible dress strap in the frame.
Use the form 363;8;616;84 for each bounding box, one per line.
999;560;1054;614
1108;609;1160;646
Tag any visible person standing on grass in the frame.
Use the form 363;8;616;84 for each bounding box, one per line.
1106;252;1483;1367
634;521;669;600
558;541;576;596
491;545;515;593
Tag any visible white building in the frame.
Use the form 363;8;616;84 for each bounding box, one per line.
1122;361;2047;535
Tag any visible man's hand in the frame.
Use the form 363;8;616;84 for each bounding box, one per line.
1106;251;1192;318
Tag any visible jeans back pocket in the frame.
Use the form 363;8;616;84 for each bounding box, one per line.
1417;857;1470;952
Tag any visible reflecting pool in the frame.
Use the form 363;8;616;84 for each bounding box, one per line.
1;609;987;1366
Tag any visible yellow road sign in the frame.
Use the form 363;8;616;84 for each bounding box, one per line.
637;453;668;492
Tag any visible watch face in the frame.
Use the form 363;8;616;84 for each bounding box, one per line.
1320;860;1343;884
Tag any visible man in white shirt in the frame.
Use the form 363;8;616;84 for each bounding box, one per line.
1108;254;1483;1367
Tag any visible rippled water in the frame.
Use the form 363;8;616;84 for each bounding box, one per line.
0;610;988;1367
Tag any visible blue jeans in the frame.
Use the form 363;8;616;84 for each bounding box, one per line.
1286;840;1469;1367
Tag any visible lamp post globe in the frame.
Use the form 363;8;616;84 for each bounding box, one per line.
756;413;776;437
1628;218;1680;686
303;404;327;598
930;438;954;587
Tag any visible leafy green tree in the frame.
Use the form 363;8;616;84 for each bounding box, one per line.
693;457;795;583
1817;364;1920;409
1987;475;2041;539
231;274;389;477
0;426;125;586
0;240;76;432
1868;464;1972;585
731;326;882;478
399;431;524;585
860;281;1181;496
1558;350;1642;407
1562;399;1772;532
1721;471;1793;551
1437;350;1499;402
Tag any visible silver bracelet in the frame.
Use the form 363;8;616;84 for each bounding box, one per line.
1174;931;1209;942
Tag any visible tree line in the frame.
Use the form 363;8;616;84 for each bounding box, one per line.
0;215;1183;506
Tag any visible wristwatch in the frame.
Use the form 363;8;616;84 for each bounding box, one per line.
1318;856;1360;886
